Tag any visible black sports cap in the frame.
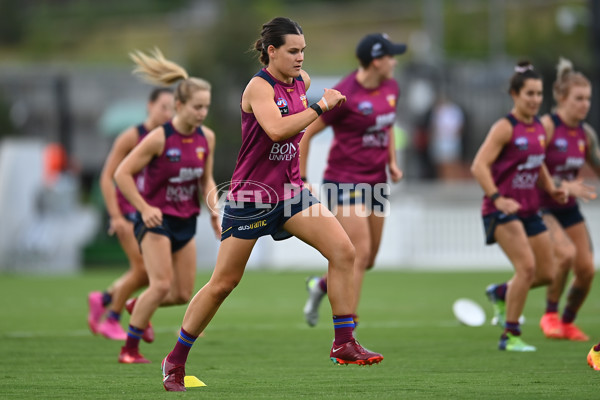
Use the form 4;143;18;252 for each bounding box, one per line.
356;33;407;65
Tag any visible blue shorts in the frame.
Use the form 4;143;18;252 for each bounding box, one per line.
221;188;319;241
482;211;547;245
124;212;138;223
541;204;585;229
322;180;389;213
134;213;197;253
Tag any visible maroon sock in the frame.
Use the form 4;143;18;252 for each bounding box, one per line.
562;287;586;323
101;291;112;307
167;327;198;365
319;277;327;293
124;325;143;350
503;321;521;336
495;283;508;301
333;314;355;345
545;300;558;314
562;307;577;324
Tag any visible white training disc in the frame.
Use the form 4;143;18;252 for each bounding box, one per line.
453;298;486;327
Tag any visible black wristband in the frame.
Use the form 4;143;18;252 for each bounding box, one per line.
300;176;307;181
309;103;323;116
489;192;501;201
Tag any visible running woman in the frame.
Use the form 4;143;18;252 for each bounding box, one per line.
88;87;174;341
538;58;599;341
300;33;404;328
114;48;220;363
471;61;567;352
161;17;383;392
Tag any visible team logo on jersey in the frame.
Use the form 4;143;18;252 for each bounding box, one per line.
196;146;205;160
538;134;546;148
514;137;528;150
578;139;586;154
386;94;396;108
276;98;289;115
358;101;373;116
166;147;181;162
554;138;568;152
300;94;307;109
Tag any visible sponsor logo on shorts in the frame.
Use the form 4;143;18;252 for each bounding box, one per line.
237;220;267;231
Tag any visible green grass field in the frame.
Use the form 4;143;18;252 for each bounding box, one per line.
1;268;599;399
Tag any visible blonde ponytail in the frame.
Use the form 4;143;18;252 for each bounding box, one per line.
556;57;573;81
129;48;211;104
553;57;589;103
129;47;188;86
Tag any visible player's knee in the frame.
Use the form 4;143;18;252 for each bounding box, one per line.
535;261;556;286
322;238;355;274
211;278;240;301
355;250;372;271
131;269;149;287
173;289;193;305
537;270;554;286
365;249;379;271
517;263;536;284
150;279;172;298
556;244;576;270
333;240;356;268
